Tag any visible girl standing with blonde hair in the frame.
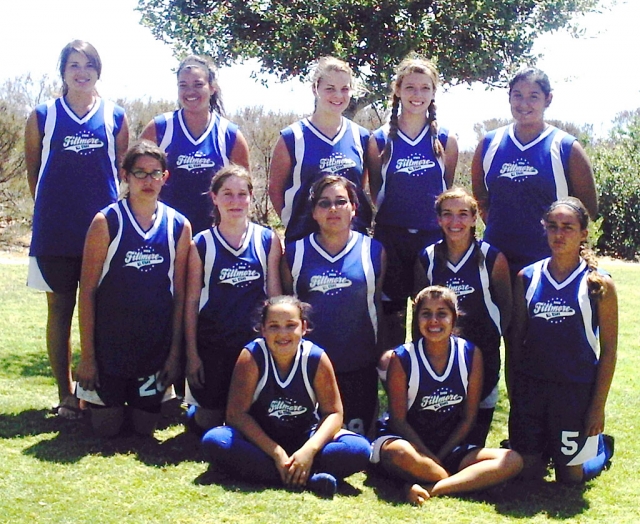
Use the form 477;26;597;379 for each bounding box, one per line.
269;56;372;242
367;55;459;348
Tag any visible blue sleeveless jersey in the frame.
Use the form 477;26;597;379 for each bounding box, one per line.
480;124;575;270
195;222;274;355
420;240;502;355
248;338;322;453
286;232;383;373
280;117;372;240
374;125;449;232
519;258;601;384
30;97;125;256
155;109;239;234
396;336;475;452
94;200;186;378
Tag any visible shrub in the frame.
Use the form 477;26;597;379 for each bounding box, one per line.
591;113;640;260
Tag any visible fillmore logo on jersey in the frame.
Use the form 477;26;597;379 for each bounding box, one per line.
176;151;217;172
219;264;261;287
395;155;436;175
309;271;352;295
420;387;464;412
318;153;357;174
532;299;575;323
498;158;539;180
123;247;164;271
446;278;475;299
268;398;308;419
63;132;104;154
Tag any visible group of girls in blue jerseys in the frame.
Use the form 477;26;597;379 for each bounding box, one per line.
26;40;616;503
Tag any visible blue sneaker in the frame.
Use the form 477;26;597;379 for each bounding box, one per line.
307;473;337;499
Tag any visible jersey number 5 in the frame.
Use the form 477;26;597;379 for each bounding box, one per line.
561;430;580;455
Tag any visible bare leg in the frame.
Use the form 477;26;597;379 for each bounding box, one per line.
195;407;224;431
381;439;449;484
90;406;125;437
46;291;77;407
555;464;584;483
430;448;523;497
131;408;160;436
519;453;549;480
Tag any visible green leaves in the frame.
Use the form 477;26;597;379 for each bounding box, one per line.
137;0;601;108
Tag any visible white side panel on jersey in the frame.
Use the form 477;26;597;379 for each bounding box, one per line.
281;121;305;227
199;230;217;312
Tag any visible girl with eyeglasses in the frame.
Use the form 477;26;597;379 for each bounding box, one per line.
282;175;385;436
183;165;282;433
141;55;250;235
25;40;129;420
76;141;191;437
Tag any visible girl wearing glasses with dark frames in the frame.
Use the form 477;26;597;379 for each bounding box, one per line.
76;140;191;437
282;175;386;436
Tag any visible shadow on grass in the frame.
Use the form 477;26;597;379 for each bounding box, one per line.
194;464;363;499
364;468;591;517
0;400;205;468
0;351;53;379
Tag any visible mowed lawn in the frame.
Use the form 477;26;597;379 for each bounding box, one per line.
1;258;639;523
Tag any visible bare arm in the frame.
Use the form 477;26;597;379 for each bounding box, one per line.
159;220;192;388
436;347;483;460
184;241;205;389
387;352;443;466
568;141;598;220
286;353;344;487
471;141;489;223
230;130;251;171
491;251;513;334
375;247;388;358
268;136;292;217
506;271;528;397
366;135;384;204
443;133;458;189
77;213;110;390
139;120;158;144
25;110;43;199
266;231;283;297
115;115;130;170
584;276;618;436
226;348;292;484
280;250;294;295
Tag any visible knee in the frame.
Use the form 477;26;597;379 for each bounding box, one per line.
201;426;235;461
90;406;124;438
501;449;524;477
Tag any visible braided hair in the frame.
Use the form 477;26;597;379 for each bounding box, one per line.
543;197;606;298
381;55;444;165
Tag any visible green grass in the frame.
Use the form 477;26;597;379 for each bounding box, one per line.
1;259;639;523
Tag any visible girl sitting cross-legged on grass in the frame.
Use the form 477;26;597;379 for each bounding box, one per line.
76;140;191;437
201;296;372;499
371;286;523;505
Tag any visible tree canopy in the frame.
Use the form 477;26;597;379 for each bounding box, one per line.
137;0;602;109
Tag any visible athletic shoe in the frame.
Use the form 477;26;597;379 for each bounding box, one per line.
307;472;338;499
603;434;615;470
